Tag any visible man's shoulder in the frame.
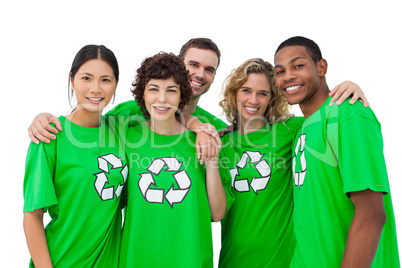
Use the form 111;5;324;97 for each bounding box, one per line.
193;106;228;130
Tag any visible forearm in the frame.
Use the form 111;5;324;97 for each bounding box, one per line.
205;158;227;222
341;198;386;267
181;112;203;131
23;211;53;268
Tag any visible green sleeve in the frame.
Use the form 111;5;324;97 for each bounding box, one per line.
23;141;58;212
105;100;147;128
331;108;390;195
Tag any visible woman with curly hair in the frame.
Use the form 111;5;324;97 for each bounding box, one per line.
217;58;304;267
120;52;228;268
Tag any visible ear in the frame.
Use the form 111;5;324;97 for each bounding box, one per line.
70;73;75;91
317;59;328;77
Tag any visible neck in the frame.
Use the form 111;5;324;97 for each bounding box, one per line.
183;97;199;114
300;82;330;118
66;108;101;127
238;118;266;134
147;117;185;135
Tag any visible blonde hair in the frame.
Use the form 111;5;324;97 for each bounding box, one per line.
219;58;291;129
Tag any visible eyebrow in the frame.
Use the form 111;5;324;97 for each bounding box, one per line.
147;84;179;89
274;56;306;68
188;60;216;72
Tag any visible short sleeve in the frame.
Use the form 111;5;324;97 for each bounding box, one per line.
332;113;390;195
23;141;58;212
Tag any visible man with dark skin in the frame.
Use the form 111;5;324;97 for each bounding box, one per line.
274;36;399;267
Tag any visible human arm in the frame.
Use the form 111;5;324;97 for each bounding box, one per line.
329;81;370;107
28;113;62;144
205;152;227;222
341;189;386;268
181;112;221;164
23;209;53;268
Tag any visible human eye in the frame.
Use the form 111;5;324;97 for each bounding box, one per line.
240;88;250;93
259;91;270;96
102;78;111;83
82;76;90;81
275;69;284;76
295;64;304;69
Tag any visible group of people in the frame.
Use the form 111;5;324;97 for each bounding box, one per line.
23;37;400;267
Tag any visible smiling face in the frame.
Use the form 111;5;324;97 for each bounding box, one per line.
183;47;218;99
70;59;116;113
274;45;324;106
144;77;181;123
236;73;271;130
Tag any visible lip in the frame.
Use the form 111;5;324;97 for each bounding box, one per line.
152;106;171;113
87;97;104;104
244;106;259;114
282;84;303;95
190;78;205;90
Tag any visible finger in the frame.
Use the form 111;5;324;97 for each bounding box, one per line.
28;128;40;145
31;126;51;144
49;117;62;131
328;84;340;97
335;87;354;106
196;141;201;160
40;118;59;135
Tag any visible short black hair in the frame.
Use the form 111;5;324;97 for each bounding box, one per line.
275;36;322;63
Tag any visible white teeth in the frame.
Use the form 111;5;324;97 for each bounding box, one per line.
286;85;301;92
155;107;168;111
245;107;258;112
192;81;202;86
88;97;102;101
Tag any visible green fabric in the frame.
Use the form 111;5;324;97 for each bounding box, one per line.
291;97;400;267
23;116;128;268
120;123;230;267
107;100;228;131
192;105;228;131
218;117;304;268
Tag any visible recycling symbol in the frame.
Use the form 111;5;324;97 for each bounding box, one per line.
93;153;128;201
293;134;307;187
138;157;191;208
230;151;271;194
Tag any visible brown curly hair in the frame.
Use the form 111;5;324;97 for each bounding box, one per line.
219;58;291;129
131;52;192;118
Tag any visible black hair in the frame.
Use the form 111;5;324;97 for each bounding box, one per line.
68;45;119;106
275;36;322;63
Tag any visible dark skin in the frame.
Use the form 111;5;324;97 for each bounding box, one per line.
274;46;386;266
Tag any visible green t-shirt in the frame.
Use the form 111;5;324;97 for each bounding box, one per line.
23;116;128;268
120;123;232;267
291;97;400;267
218;117;304;268
107;100;228;131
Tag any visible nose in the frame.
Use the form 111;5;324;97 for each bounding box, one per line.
194;67;205;79
283;69;296;82
157;90;167;103
90;81;101;93
249;92;258;105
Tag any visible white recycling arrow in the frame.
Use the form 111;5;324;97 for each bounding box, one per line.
139;158;191;207
94;154;127;201
232;151;271;194
293;134;307;187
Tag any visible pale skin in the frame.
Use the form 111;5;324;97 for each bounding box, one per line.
274;45;385;265
144;78;226;221
27;46;368;161
23;58;117;267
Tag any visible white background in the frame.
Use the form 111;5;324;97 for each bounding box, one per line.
1;0;400;266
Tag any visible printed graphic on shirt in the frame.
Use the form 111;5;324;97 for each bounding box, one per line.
230;151;271;194
293;134;307;187
94;153;128;201
138;157;191;208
